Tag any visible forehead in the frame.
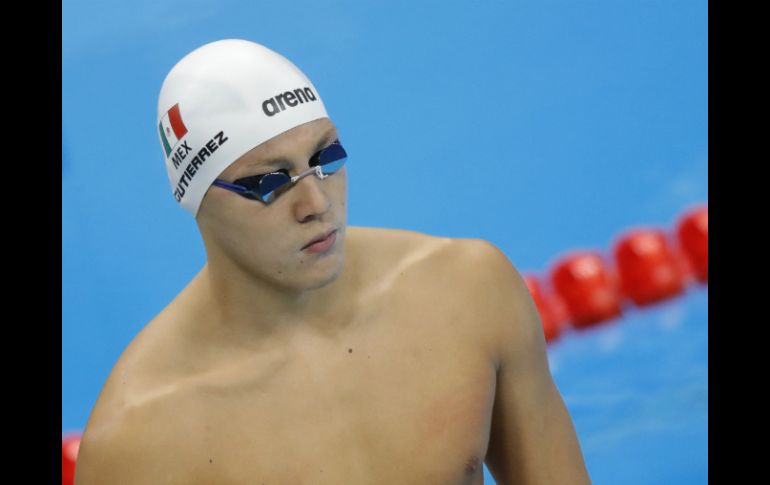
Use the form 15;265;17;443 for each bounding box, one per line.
220;118;337;178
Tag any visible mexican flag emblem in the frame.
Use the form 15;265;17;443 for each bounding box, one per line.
158;104;189;157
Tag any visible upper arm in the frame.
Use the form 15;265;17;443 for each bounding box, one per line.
466;240;592;485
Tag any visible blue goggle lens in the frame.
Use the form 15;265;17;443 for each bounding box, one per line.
313;143;347;173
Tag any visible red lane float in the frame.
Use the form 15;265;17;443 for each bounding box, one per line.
549;251;623;329
676;205;708;283
613;227;686;306
62;433;81;485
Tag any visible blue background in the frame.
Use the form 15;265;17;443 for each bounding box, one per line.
62;1;708;483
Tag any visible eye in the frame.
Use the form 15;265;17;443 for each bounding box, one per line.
232;174;263;189
256;170;294;203
315;143;346;173
310;140;341;167
259;172;290;193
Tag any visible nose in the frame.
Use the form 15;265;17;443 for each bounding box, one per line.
292;167;331;221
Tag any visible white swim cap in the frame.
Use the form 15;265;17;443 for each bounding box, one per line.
157;39;329;216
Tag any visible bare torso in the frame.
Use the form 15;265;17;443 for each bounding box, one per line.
80;227;499;485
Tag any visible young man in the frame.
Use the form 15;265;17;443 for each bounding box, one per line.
76;39;591;484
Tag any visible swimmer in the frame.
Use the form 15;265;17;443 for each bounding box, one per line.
75;39;591;485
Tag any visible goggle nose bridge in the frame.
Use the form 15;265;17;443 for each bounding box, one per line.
290;165;329;184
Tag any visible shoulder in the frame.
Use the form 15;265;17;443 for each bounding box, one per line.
381;229;518;287
348;226;520;289
409;235;535;368
347;225;497;264
345;226;451;283
76;313;208;483
76;335;214;483
346;226;479;282
75;384;205;484
426;237;548;385
351;228;527;356
439;237;532;320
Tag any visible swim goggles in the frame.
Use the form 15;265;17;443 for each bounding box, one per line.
212;140;347;204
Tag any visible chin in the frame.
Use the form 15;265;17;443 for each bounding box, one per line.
303;251;346;290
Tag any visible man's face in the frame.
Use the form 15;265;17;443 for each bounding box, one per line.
196;118;348;291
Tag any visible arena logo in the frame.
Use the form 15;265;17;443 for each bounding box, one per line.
262;87;318;117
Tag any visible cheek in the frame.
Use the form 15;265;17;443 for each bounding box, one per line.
228;229;286;274
333;169;348;196
214;210;275;255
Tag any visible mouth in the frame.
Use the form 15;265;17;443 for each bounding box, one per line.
302;228;338;251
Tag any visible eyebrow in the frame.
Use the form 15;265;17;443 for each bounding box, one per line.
242;129;338;174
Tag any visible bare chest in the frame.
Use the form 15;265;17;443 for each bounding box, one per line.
174;288;497;484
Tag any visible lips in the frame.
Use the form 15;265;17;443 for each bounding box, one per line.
302;229;337;250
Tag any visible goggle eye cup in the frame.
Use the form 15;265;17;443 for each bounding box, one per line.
258;172;292;203
316;144;347;176
319;144;346;164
